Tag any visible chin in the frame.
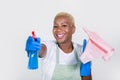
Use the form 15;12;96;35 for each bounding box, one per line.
57;40;68;45
56;39;63;44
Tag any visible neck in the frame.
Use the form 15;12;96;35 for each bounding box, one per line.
58;41;73;53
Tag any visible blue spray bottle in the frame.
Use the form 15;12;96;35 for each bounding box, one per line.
28;31;38;70
28;51;38;69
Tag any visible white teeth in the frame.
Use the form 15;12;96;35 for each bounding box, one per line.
58;34;64;38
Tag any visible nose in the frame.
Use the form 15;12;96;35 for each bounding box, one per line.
57;27;62;31
55;26;62;32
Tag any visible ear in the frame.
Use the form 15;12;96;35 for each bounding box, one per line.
72;26;76;34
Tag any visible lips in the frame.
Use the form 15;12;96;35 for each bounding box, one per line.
57;34;65;39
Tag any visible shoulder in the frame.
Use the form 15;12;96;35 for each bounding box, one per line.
41;40;57;59
73;42;82;49
41;40;57;52
73;42;82;56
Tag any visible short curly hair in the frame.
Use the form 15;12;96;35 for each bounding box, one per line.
54;12;75;27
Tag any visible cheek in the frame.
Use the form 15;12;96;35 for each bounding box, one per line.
63;27;69;32
53;29;55;32
52;29;56;36
65;28;72;33
65;29;70;32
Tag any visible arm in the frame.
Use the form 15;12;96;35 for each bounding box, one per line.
28;31;47;58
39;44;47;58
81;39;92;80
25;36;47;58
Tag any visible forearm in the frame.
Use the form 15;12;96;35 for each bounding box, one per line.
39;44;47;58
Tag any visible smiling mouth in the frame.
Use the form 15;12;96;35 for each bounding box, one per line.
57;34;65;39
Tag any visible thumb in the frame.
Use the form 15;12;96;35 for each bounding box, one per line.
36;37;41;43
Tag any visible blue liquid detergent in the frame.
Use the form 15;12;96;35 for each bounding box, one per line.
28;51;38;70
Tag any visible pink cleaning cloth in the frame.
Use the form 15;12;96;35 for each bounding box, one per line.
80;28;115;64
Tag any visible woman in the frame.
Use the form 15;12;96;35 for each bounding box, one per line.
25;12;92;80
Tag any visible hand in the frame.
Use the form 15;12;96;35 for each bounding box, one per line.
80;62;91;76
80;39;91;76
25;36;42;56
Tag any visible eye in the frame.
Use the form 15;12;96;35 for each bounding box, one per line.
53;25;58;28
62;24;67;27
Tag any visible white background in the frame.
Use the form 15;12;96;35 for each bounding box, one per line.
0;0;120;80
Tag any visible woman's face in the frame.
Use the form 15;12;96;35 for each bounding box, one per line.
53;16;75;44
